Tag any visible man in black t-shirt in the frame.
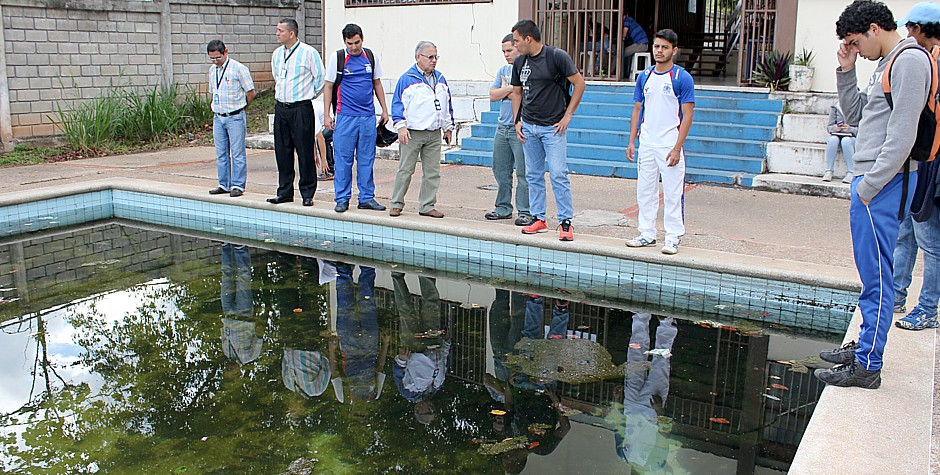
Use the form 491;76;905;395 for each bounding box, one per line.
510;19;586;242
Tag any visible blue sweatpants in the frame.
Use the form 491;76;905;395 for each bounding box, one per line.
851;172;917;371
333;114;377;203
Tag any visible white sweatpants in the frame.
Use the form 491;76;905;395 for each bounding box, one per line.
636;145;686;241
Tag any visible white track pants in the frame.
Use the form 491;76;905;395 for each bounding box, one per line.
636;145;686;241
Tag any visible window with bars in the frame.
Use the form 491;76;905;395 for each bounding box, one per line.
345;0;490;8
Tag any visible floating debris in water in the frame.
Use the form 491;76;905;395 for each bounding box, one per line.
489;409;507;416
708;417;731;425
528;423;551;436
770;375;782;380
478;437;528;456
697;320;723;328
212;226;224;231
763;394;781;401
293;308;303;313
279;457;318;475
257;233;270;237
264;238;277;243
770;384;789;391
321;241;331;246
644;348;672;358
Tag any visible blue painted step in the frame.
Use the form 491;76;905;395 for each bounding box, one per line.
471;121;776;142
444;149;757;186
578;91;784;112
461;134;765;161
574;103;780;127
446;147;766;174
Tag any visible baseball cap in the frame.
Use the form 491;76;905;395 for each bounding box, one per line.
900;2;940;26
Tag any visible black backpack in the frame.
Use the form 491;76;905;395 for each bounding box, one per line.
331;48;376;113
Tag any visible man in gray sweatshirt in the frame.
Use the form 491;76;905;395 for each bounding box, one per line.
815;0;929;389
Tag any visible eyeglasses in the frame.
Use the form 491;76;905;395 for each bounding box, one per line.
208;55;225;62
419;54;440;61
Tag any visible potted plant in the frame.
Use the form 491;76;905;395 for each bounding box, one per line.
789;48;815;92
752;50;792;93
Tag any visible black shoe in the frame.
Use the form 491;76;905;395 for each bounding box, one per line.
302;197;314;207
334;201;349;213
357;199;387;211
230;189;243;197
814;359;881;389
267;196;293;204
819;340;859;365
485;210;512;220
209;187;228;195
515;215;536;226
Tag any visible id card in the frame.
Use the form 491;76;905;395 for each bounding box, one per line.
434;99;442;111
280;68;287;79
213;94;220;105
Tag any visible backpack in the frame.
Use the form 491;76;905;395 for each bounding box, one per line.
881;43;940;219
331;48;376;113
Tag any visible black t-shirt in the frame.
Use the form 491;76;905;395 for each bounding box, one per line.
511;45;578;126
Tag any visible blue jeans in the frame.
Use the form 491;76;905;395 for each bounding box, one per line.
221;243;252;317
333;114;378;203
522;295;569;339
850;172;917;370
336;264;379;394
213;111;248;191
825;135;855;174
492;125;530;217
521;122;574;222
893;211;940;315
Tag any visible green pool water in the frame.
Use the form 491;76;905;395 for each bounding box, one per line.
0;223;840;474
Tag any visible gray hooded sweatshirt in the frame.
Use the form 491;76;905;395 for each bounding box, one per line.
837;37;930;203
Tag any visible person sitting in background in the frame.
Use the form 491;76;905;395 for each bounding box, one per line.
823;104;857;184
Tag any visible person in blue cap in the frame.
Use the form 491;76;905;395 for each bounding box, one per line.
891;1;940;331
815;0;930;389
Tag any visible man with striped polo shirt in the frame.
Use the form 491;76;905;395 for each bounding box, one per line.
323;24;389;213
269;18;325;207
207;40;255;198
625;29;695;255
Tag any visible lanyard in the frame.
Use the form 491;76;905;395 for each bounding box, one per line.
215;59;229;90
282;43;299;69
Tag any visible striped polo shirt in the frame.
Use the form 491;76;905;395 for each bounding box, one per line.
208;58;255;114
271;41;325;103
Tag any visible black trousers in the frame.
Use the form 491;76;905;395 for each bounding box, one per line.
273;101;317;200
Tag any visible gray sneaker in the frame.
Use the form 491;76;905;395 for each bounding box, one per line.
814;359;881;389
822;170;833;182
819;340;858;365
842;174;853;184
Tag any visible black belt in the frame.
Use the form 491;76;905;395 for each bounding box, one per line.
276;100;311;108
216;107;244;117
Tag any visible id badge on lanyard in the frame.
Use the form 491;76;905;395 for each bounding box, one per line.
434;99;441;111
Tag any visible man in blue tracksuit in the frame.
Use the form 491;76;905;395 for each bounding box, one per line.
815;0;929;389
323;24;390;213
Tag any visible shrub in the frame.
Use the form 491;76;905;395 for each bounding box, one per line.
752;50;792;92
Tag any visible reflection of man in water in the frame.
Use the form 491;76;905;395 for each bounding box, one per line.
391;272;450;425
276;256;333;399
616;312;680;471
491;294;572;474
220;243;262;365
484;289;526;404
328;263;389;403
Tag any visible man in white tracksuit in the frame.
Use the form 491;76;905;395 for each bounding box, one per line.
625;29;695;255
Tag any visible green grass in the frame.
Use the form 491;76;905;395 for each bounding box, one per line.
0;144;67;167
246;88;275;134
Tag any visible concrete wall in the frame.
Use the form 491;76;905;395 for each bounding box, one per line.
0;0;323;142
794;0;919;93
323;0;518;82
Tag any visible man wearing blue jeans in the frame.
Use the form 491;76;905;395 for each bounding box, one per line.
323;24;389;213
891;2;940;331
815;0;929;389
510;20;586;241
207;40;255;198
486;34;534;226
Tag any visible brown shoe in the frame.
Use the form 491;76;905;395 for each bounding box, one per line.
389;207;402;217
419;209;444;218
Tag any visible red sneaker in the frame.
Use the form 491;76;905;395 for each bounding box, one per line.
521;219;548;234
558;220;573;241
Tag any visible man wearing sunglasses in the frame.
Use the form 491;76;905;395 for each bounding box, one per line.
207;40;255;198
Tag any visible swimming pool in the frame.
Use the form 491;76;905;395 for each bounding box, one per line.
0;222;840;473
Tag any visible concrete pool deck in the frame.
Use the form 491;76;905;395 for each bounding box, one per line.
0;146;934;474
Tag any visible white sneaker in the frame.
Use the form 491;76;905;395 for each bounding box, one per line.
626;236;657;248
822;170;833;182
661;238;680;255
842;174;853;184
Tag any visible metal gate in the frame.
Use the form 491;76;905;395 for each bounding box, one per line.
534;0;623;80
737;0;776;84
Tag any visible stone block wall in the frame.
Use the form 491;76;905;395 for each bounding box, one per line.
0;223;218;319
1;0;323;140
